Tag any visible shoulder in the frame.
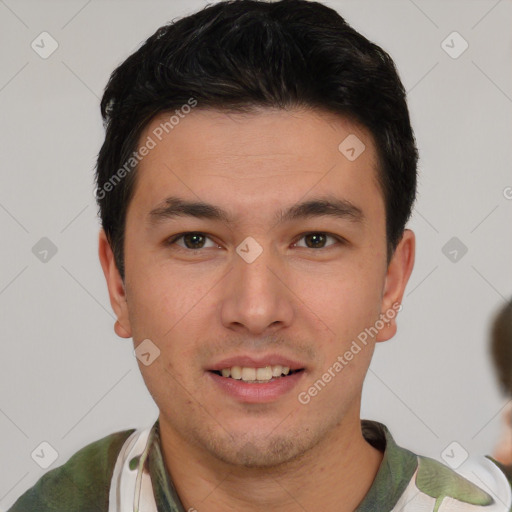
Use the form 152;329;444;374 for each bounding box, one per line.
486;456;512;488
395;453;512;511
7;427;136;512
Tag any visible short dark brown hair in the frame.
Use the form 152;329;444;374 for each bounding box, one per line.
491;299;512;395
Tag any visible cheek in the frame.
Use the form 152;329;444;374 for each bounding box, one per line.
126;267;210;377
346;262;384;319
126;254;198;336
294;258;384;339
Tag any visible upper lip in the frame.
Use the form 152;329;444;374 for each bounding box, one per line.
207;354;306;371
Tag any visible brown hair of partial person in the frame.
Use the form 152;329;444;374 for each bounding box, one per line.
491;299;512;396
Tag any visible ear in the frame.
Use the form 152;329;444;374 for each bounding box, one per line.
376;229;415;342
98;229;132;339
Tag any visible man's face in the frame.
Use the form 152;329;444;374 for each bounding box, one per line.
102;108;413;468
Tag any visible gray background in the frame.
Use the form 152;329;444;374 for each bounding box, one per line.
1;0;511;508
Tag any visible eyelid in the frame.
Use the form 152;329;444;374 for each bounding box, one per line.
165;231;346;250
166;232;220;249
292;232;345;248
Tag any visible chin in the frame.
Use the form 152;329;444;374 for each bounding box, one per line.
216;436;303;468
197;423;323;469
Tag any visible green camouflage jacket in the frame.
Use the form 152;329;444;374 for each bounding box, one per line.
7;419;512;512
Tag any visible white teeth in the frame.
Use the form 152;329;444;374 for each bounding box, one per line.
272;365;283;377
256;366;273;380
230;366;242;380
241;367;256;381
216;365;297;382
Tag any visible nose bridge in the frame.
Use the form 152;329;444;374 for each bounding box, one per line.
237;236;277;291
220;235;293;333
235;235;281;306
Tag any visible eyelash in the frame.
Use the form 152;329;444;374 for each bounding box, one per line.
165;231;345;251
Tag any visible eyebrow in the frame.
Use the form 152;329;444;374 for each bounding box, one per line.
148;195;364;228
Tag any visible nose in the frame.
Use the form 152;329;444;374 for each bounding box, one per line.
219;239;295;335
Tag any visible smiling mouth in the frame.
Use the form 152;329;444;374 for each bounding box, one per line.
209;366;305;384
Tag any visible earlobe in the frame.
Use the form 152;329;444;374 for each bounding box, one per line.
376;229;415;343
114;320;131;338
98;229;132;339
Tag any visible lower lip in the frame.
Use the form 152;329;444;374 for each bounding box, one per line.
207;370;305;403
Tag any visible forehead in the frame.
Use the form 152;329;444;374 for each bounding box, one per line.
128;107;383;226
140;107;378;163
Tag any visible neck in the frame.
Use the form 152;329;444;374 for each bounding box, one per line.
158;416;384;512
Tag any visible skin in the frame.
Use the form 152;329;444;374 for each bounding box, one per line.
99;107;415;511
493;402;512;465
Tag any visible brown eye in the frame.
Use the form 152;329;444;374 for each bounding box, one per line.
294;232;340;249
167;232;217;250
